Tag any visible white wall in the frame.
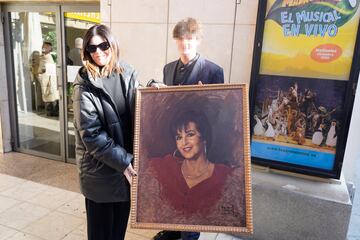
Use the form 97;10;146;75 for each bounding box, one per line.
343;82;360;184
0;4;12;153
231;1;258;84
101;0;259;85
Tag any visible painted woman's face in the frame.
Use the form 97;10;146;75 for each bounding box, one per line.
88;35;111;67
175;121;205;160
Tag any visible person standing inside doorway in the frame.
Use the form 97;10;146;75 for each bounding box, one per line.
38;42;59;116
69;37;84;66
29;50;44;111
149;17;224;240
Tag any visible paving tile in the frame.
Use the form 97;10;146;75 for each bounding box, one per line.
348;237;360;240
0;195;20;213
126;227;158;238
231;236;246;240
23;211;83;240
0;154;159;240
62;232;86;240
216;233;235;240
0;202;50;230
1;180;47;202
56;195;86;218
0;173;25;192
0;153;80;193
199;232;218;240
6;231;44;240
348;214;360;238
348;175;360;239
71;223;86;237
0;224;17;240
27;187;78;210
125;231;153;240
69;224;87;239
352;190;360;216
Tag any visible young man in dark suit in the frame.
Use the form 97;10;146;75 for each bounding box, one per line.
150;17;224;240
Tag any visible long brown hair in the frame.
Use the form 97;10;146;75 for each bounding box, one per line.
82;24;122;78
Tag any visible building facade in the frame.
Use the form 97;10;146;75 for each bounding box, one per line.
0;0;359;183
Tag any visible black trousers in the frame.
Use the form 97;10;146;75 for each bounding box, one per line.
85;198;130;240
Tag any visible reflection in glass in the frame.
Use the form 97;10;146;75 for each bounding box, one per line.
64;12;99;159
11;12;61;156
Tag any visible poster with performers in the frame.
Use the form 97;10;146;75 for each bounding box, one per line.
251;76;346;171
250;0;360;178
260;0;360;80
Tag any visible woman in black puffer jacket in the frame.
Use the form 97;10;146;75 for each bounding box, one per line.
72;24;138;240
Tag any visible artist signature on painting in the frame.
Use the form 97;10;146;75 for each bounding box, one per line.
220;203;240;217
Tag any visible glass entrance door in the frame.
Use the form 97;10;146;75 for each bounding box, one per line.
7;7;63;160
3;4;99;162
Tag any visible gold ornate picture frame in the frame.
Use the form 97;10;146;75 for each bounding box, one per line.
131;84;253;235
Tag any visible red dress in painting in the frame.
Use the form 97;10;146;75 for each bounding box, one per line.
150;154;232;217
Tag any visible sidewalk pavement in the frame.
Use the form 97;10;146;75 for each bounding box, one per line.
0;152;359;240
0;153;244;240
347;178;360;240
0;153;159;240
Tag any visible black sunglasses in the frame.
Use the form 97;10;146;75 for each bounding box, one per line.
86;42;110;53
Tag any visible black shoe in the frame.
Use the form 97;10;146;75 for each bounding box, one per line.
153;231;181;240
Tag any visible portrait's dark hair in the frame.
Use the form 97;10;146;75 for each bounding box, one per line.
173;17;202;39
170;110;212;149
82;24;122;78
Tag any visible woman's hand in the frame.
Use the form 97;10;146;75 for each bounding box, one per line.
147;79;166;89
123;164;137;184
150;82;167;89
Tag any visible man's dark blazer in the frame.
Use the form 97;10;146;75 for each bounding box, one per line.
163;56;224;86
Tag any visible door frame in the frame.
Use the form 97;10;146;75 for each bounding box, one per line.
2;3;99;162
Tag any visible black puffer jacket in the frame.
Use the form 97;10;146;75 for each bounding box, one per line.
72;61;139;202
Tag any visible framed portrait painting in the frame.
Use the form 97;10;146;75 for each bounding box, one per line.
130;84;253;235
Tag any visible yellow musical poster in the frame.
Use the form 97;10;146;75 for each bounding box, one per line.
260;0;360;80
